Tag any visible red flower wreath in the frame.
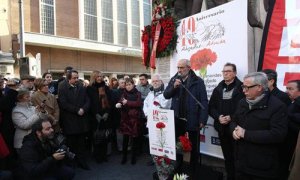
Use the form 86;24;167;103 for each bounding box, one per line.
141;1;178;69
151;17;177;57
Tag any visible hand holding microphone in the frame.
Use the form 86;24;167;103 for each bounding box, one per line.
174;73;182;88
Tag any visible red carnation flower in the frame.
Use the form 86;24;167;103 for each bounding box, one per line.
153;101;161;107
156;122;166;129
190;48;217;70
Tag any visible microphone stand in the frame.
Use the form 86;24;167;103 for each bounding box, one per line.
180;83;205;110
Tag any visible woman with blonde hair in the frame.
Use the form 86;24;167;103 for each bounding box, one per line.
87;70;112;162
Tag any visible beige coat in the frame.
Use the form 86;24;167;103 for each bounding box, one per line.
289;132;300;180
31;91;60;131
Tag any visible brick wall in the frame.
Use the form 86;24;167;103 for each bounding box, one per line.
26;45;148;75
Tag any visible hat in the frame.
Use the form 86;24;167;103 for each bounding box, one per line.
17;88;29;98
6;78;21;86
21;75;36;81
0;75;7;81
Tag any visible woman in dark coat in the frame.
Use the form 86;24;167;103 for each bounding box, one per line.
87;71;111;163
116;78;142;165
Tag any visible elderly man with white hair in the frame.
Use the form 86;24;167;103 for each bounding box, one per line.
231;72;288;180
143;74;171;169
143;74;171;118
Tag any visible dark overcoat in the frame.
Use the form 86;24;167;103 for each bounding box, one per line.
230;93;288;178
209;77;244;134
58;81;90;135
164;70;208;131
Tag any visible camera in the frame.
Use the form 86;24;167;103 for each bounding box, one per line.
51;133;75;160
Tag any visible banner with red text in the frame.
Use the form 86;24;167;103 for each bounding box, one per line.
170;0;248;159
258;0;300;90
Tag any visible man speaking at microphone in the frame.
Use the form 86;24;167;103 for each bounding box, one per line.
164;59;208;176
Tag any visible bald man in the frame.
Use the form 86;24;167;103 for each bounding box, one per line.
164;59;208;176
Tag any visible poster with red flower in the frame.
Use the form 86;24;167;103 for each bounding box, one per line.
168;0;249;159
148;108;176;160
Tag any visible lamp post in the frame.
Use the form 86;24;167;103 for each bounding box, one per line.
19;0;25;58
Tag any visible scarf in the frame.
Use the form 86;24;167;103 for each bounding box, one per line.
246;93;265;109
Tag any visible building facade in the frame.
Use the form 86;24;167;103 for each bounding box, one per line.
0;0;152;79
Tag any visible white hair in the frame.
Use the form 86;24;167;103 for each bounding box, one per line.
244;72;268;91
178;59;191;67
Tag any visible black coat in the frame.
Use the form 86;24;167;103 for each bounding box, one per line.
288;96;300;134
164;70;208;131
58;81;90;135
86;83;112;130
0;88;18;151
19;133;59;179
111;88;124;128
209;77;244;135
270;87;291;106
230;93;288;178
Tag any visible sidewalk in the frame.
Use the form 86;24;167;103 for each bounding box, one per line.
74;152;225;180
74;152;156;180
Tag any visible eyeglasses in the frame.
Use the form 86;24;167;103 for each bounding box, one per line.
222;70;234;73
241;84;259;91
177;66;186;69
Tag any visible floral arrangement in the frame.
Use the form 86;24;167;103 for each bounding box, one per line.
190;48;218;78
176;133;192;153
153;155;175;180
141;0;178;69
176;133;192;162
173;173;189;180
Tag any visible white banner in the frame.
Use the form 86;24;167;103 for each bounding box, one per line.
148;109;176;160
170;0;248;159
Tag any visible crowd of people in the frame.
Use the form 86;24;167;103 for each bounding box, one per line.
0;60;299;180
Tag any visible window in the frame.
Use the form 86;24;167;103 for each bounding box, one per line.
84;0;98;40
143;0;151;26
131;0;140;47
102;0;114;43
117;0;128;45
40;0;55;35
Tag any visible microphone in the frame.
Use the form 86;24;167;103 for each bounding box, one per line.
176;73;183;83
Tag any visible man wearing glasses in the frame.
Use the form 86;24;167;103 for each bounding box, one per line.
209;63;244;180
164;59;208;177
231;72;288;180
